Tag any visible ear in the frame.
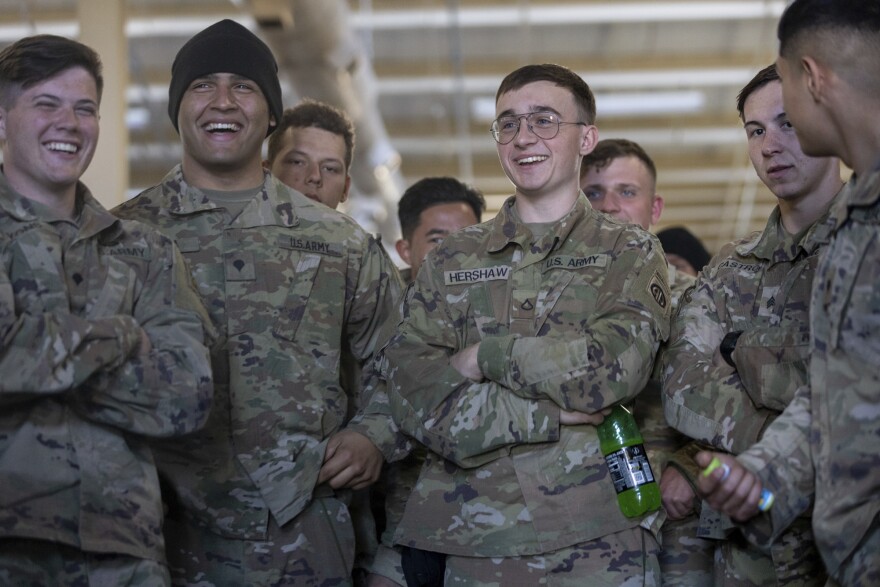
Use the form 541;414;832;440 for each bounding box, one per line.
340;175;351;204
395;238;412;266
801;55;827;104
650;193;664;226
579;124;599;156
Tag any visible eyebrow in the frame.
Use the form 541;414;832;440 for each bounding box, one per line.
744;111;786;129
496;105;562;118
424;228;451;237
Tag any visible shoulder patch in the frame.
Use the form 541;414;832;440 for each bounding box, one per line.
648;270;670;312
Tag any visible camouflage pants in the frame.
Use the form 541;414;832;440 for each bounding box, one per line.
0;538;170;586
165;495;355;586
364;544;406;586
443;527;660;587
658;514;714;586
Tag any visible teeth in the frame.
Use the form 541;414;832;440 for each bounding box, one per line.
206;122;240;132
519;155;548;164
46;142;77;153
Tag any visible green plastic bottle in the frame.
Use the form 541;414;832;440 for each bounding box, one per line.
597;404;661;518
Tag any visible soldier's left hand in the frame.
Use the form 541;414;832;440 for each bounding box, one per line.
317;429;384;490
660;466;697;520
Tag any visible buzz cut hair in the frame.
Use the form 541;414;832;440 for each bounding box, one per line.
266;99;355;170
397;177;486;241
580;138;657;186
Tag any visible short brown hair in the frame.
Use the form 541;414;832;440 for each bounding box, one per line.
736;64;779;121
496;64;596;125
266;99;355;170
580;138;656;185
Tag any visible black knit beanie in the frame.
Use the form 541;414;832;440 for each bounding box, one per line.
168;19;283;136
657;226;711;273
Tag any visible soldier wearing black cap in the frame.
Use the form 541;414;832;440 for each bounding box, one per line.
114;19;403;586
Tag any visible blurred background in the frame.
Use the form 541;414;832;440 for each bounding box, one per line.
0;0;795;252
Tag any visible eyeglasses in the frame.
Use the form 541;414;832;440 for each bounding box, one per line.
490;111;587;144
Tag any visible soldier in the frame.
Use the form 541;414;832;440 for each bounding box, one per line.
0;35;212;585
580;139;713;584
366;176;485;587
382;63;671;585
265;99;354;210
662;63;844;585
696;2;880;585
656;226;710;278
113;20;402;586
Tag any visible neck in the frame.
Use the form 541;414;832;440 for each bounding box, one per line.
777;171;843;234
514;186;579;223
181;156;265;192
2;168;77;220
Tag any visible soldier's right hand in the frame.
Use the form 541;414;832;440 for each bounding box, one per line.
695;451;762;522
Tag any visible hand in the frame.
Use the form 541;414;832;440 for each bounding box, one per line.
317;429;383;491
559;407;611;426
450;343;483;382
695;451;763;522
660;466;697;520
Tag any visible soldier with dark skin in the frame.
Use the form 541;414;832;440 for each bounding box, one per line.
663;63;842;585
0;35;213;585
383;63;671;585
114;20;402;586
697;2;880;585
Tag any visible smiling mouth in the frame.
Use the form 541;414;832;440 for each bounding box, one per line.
767;165;790;174
204;122;241;133
46;141;79;154
518;155;548;165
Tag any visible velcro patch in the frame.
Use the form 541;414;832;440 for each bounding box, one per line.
277;235;342;257
648;270;670;312
445;265;511;285
542;254;608;271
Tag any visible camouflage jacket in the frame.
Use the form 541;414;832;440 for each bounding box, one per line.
383;194;671;557
113;166;402;540
739;166;880;581
0;176;213;561
662;204;835;455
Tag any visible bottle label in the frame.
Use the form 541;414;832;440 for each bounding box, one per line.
604;443;655;494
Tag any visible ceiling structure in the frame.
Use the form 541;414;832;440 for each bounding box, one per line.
0;0;800;254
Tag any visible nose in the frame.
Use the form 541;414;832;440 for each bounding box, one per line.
762;128;783;156
601;193;621;213
211;83;236;110
53;105;79;130
513;115;538;146
305;161;322;185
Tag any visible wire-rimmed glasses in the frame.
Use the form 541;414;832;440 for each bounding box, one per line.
490;111;587;144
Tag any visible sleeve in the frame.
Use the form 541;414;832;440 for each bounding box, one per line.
383;255;566;470
0;241;142;400
661;254;776;454
476;236;670;413
735;384;815;548
336;235;411;458
67;237;214;438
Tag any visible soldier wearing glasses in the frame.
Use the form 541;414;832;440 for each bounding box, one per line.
381;63;671;585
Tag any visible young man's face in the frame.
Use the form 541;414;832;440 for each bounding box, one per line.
268;125;350;209
743;79;837;202
581;155;662;230
494;80;594;201
0;66;99;202
178;72;272;180
396;201;478;279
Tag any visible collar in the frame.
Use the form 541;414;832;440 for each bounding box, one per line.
486;192;591;255
159;165;299;229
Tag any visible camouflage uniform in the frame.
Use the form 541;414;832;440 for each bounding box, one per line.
0;176;213;582
737;166;880;586
662;205;836;585
382;194;670;582
113;166;402;586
